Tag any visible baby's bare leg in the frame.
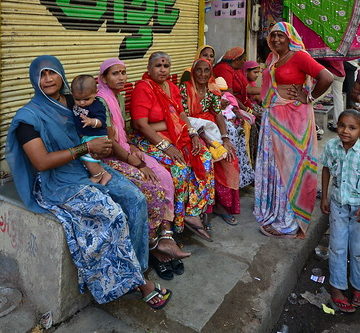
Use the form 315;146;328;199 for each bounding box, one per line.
84;161;112;185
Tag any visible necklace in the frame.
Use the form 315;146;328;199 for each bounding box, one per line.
277;50;292;64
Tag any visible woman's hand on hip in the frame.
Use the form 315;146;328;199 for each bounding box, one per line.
223;139;236;162
139;166;159;183
191;135;203;156
165;146;186;164
87;137;113;159
287;85;307;104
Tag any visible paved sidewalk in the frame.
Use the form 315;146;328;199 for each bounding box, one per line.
1;130;335;333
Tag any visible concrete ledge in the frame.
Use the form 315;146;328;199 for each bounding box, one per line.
0;182;91;324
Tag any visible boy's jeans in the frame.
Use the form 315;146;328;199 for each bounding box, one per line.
329;200;360;290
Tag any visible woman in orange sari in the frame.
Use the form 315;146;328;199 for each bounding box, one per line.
180;58;240;225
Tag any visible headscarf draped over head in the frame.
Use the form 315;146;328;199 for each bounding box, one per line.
195;45;215;60
267;21;305;56
183;58;219;120
242;60;260;76
6;55;94;213
97;58;128;148
262;21;311;107
222;47;244;61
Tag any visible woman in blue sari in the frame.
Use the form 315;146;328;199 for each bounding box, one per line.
6;55;171;309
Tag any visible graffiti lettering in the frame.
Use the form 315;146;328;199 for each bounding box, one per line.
27;233;39;257
0;214;18;249
40;0;180;59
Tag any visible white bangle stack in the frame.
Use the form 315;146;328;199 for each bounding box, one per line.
307;92;315;104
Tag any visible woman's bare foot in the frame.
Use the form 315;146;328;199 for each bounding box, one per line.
139;280;169;307
331;286;346;300
184;215;211;240
99;170;112;185
150;248;172;262
157;238;191;259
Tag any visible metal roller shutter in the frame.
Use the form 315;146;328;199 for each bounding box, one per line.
0;0;200;162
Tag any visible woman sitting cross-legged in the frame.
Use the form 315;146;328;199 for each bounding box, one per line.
130;51;215;242
6;55;172;309
179;58;241;226
97;58;190;280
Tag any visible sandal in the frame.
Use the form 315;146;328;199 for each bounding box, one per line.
149;254;174;280
352;290;360;307
201;213;212;231
213;212;238;226
259;225;297;239
330;297;356;313
142;282;172;310
171;259;184;275
184;220;213;242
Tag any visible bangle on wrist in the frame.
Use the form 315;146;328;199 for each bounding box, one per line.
188;127;198;137
68;148;76;160
221;134;230;140
155;139;171;151
307;92;315;104
92;119;99;128
70;143;88;159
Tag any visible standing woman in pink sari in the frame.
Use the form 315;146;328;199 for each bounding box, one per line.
254;22;333;238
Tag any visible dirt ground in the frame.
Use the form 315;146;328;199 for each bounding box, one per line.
272;232;360;333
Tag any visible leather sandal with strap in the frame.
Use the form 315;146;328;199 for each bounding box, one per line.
330;297;356;313
149;253;173;280
184;220;213;242
142;282;172;310
352;290;360;307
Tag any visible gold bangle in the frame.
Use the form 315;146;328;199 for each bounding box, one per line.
72;143;88;159
68;148;76;160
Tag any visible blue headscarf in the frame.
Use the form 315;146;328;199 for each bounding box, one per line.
6;55;96;212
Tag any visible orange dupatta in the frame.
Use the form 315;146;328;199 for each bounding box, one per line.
141;72;206;179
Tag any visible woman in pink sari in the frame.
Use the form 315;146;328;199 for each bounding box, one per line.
97;58;190;279
254;22;333;238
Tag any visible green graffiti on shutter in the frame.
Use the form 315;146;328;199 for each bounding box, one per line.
126;0;155;25
56;0;107;20
156;0;179;25
42;0;181;59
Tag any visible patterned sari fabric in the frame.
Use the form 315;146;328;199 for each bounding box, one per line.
179;60;240;214
6;56;148;303
34;173;147;304
254;22;319;237
97;58;175;239
131;73;215;232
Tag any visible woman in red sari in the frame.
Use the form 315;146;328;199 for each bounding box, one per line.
130;52;215;242
180;58;240;225
213;47;255;187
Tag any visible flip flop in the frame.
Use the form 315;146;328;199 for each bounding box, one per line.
259;225;297;239
330;297;356;313
171;259;184;275
214;212;238;226
142;282;172;310
184;220;213;242
149;254;174;280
